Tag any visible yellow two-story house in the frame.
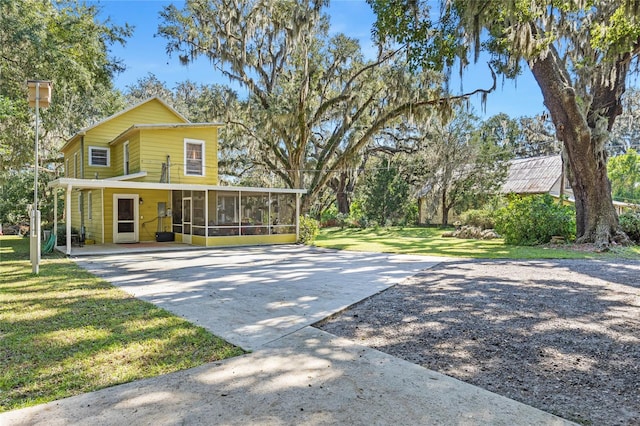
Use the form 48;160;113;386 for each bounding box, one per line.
49;97;305;254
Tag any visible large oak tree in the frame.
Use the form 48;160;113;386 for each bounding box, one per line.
158;0;494;211
371;0;640;248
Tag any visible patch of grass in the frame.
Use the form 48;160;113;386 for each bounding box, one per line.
0;236;245;412
315;227;640;259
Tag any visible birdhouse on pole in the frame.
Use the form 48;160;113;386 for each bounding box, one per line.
27;80;52;108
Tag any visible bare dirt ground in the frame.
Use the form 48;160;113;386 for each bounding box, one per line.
315;259;640;425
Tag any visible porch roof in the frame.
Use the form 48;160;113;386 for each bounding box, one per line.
48;178;307;195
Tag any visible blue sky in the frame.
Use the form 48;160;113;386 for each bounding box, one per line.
93;0;548;119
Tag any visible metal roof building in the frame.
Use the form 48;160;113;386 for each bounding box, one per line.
500;155;566;195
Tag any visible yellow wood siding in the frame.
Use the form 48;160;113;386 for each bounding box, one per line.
138;189;172;240
191;235;207;246
62;140;81;176
83;189;103;243
129;135;141;174
86;99;186;147
110;134;141;176
67;99;187;180
103;189;113;242
205;234;296;246
69;191;81;231
111;142;123;176
139;127;218;185
102;188;171;243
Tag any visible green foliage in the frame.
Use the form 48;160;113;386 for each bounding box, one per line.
619;211;640;244
297;215;319;244
0;0;130;171
419;108;512;225
403;200;419;226
460;209;495;230
48;223;79;246
320;205;339;227
495;195;575;245
0;170;62;225
591;6;640;56
360;158;410;226
368;0;457;71
608;149;640;204
348;199;367;226
370;0;640;245
0;171;33;224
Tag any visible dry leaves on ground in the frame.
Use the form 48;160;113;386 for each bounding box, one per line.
316;259;640;425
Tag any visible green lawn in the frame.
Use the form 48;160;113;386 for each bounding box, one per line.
0;236;245;413
315;227;640;259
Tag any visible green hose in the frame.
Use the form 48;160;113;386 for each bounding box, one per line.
42;233;56;254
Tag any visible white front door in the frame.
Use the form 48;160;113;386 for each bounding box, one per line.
113;194;138;243
182;197;192;244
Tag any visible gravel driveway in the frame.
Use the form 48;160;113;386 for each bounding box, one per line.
316;259;640;425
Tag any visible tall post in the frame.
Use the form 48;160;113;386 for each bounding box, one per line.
27;80;52;274
30;82;41;274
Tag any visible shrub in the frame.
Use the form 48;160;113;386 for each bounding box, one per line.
495;195;575;246
335;212;349;229
403;200;419;226
320;206;339;227
297;215;319;244
460;209;495;230
44;222;79;246
619;211;640;244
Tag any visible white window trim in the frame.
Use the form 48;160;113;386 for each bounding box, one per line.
184;138;205;177
123;141;130;175
74;152;79;178
88;146;110;167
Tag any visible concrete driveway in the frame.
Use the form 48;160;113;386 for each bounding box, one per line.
76;245;447;350
1;245;572;425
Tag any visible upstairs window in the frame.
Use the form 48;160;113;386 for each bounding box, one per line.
89;146;110;167
185;139;205;176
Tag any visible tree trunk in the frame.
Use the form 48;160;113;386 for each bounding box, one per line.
563;136;622;245
336;191;350;215
529;46;628;249
336;172;351;215
328;171;353;215
441;188;449;227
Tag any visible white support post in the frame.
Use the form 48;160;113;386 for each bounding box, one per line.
238;190;242;236
204;190;209;246
295;193;301;241
66;185;72;255
268;192;272;235
101;188;105;244
53;190;58;242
